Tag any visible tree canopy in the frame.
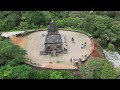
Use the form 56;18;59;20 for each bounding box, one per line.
80;58;117;79
0;40;26;66
1;11;120;79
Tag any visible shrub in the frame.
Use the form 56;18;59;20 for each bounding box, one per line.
108;43;115;52
80;58;117;79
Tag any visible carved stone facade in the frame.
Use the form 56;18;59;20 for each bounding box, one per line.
45;20;62;54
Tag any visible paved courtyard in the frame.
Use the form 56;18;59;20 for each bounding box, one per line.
21;30;93;69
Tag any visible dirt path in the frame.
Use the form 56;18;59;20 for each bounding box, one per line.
10;36;28;48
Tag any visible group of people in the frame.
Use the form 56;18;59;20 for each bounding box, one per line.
81;42;87;49
71;37;75;43
82;54;88;58
63;45;68;51
70;58;84;67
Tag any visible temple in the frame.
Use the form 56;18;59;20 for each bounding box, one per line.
45;20;62;55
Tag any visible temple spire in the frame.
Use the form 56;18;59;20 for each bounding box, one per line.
48;19;58;35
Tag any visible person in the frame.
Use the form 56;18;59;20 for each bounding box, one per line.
79;58;83;65
75;60;78;66
73;59;76;66
85;54;87;58
66;48;67;51
64;47;67;51
73;61;75;66
84;42;86;47
72;37;74;43
81;44;83;49
72;37;74;41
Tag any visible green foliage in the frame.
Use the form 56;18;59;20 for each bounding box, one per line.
30;70;75;79
19;21;29;30
4;13;22;30
115;67;120;79
108;43;115;52
30;70;51;79
30;70;49;79
0;65;13;79
100;62;117;79
0;64;32;79
82;15;95;33
0;40;26;66
80;58;117;79
0;11;119;50
0;65;75;79
96;11;120;18
80;59;103;79
26;11;46;28
50;11;69;19
10;64;32;79
97;38;101;43
50;71;64;79
0;19;5;31
61;70;75;79
56;17;84;29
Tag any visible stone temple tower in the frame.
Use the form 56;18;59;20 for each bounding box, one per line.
45;20;62;55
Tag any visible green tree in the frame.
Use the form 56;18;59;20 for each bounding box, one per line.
61;70;75;79
0;19;5;31
80;58;117;79
50;71;64;79
108;43;115;52
100;62;116;79
0;64;32;79
9;64;32;79
0;40;26;66
0;65;13;79
30;70;51;79
110;21;120;45
26;11;46;28
30;70;75;79
19;21;29;30
4;13;22;30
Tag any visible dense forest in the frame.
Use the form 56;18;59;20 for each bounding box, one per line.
0;11;120;79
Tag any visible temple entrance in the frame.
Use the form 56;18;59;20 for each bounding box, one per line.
51;45;57;57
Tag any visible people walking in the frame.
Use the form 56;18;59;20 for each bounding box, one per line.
72;37;75;43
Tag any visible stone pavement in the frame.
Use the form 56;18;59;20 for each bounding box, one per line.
1;31;25;37
23;30;93;69
6;30;94;69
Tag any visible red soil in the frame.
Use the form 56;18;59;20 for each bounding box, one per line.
10;36;28;48
90;39;104;58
